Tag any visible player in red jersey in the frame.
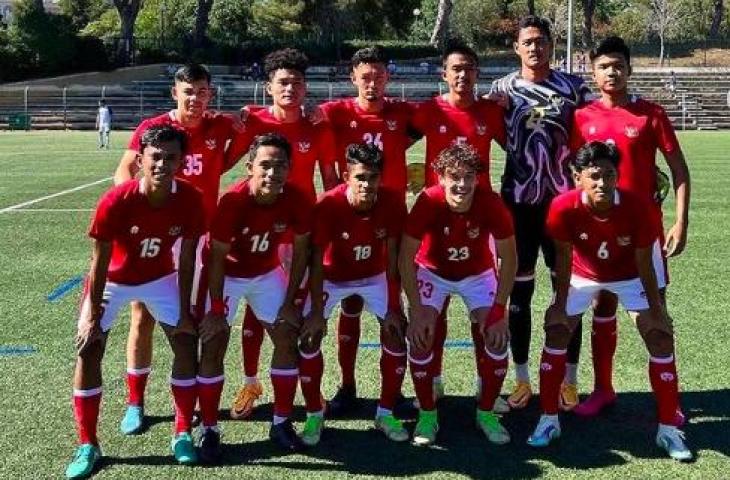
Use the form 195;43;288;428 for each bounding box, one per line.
295;143;408;446
569;37;691;418
318;46;417;414
65;126;205;479
223;49;339;420
197;133;313;460
112;64;239;435
400;145;517;446
527;141;691;461
409;40;508;409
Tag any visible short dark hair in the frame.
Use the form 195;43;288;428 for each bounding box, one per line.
174;63;211;84
351;46;386;70
263;48;309;79
517;15;552;41
139;125;187;153
346;143;383;172
573;141;620;172
442;38;479;67
432;144;484;176
248;133;291;165
590;36;631;66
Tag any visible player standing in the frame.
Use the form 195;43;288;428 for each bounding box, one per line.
223;48;339;420
569;36;691;417
527;141;692;462
298;143;409;446
319;46;416;414
491;16;590;410
96;100;112;149
409;39;507;406
65;126;205;478
197;133;313;460
113;63;238;435
400;145;517;446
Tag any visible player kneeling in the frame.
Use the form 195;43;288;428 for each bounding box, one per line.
400;144;517;446
300;143;409;445
198;133;313;461
527;141;692;461
66;126;204;478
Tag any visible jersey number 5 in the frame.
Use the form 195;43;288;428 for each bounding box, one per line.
183;154;203;176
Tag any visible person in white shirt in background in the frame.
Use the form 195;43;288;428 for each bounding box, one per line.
96;100;113;149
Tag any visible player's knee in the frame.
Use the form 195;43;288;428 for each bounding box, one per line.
592;291;619;318
510;276;535;316
642;329;675;358
341;295;364;315
299;337;322;356
381;329;406;354
544;323;572;349
270;322;299;364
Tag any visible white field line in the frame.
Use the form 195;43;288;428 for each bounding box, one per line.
0;177;111;214
4;208;94;213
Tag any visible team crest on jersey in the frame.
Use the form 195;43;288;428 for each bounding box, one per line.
130;225;139;235
467;227;480;239
206;139;217;150
375;228;386;239
298;141;311;153
443;226;450;235
350;120;358;129
168;226;181;236
588;126;597;135
386;120;398;131
242;227;250;235
579;232;588;240
624;125;640;138
660;372;675;382
273;222;287;233
476;124;487;136
341;231;350;240
617;235;631;246
439;125;447;134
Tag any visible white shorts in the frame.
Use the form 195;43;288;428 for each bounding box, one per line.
652;239;667;289
304;272;390;320
98;124;110;133
206;267;287;326
566;275;649;316
416;267;497;314
172;235;206;307
79;272;180;333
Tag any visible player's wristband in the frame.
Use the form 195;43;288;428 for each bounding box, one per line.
387;278;402;312
209;299;226;316
485;303;506;327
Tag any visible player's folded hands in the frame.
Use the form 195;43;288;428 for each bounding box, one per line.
383;310;407;344
407;307;435;351
300;312;327;347
75;317;103;354
484;319;509;352
200;313;229;343
277;302;302;329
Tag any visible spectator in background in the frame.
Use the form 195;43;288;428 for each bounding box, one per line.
668;71;677;94
96;100;112;150
387;59;397;75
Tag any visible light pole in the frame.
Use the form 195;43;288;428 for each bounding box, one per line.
566;0;573;73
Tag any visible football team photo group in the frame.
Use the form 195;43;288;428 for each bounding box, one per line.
56;13;701;478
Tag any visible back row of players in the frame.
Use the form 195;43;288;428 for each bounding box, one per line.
65;15;692;479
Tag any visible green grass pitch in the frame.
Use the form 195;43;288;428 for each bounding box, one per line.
0;130;728;479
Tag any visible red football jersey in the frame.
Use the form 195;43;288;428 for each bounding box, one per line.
312;184;406;282
546;189;655;282
321;98;413;197
128;111;236;224
411;96;506;188
225;108;337;201
89;179;206;285
209;180;313;278
571;98;680;225
405;185;514;281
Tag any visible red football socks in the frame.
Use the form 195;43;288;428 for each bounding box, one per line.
539;348;567;415
299;350;325;413
649;355;681;425
170;378;197;434
241;306;264;379
73;387;102;445
197;375;224;428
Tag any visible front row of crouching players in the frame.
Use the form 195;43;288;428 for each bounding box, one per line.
67;132;691;478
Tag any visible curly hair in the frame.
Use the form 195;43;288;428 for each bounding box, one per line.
345;143;383;172
263;48;309;79
351;46;386;70
432;144;484;176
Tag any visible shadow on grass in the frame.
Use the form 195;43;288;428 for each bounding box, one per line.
101;389;729;479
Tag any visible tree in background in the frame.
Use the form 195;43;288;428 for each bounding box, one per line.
709;0;724;38
193;0;214;49
648;0;679;65
430;0;453;48
112;0;142;65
